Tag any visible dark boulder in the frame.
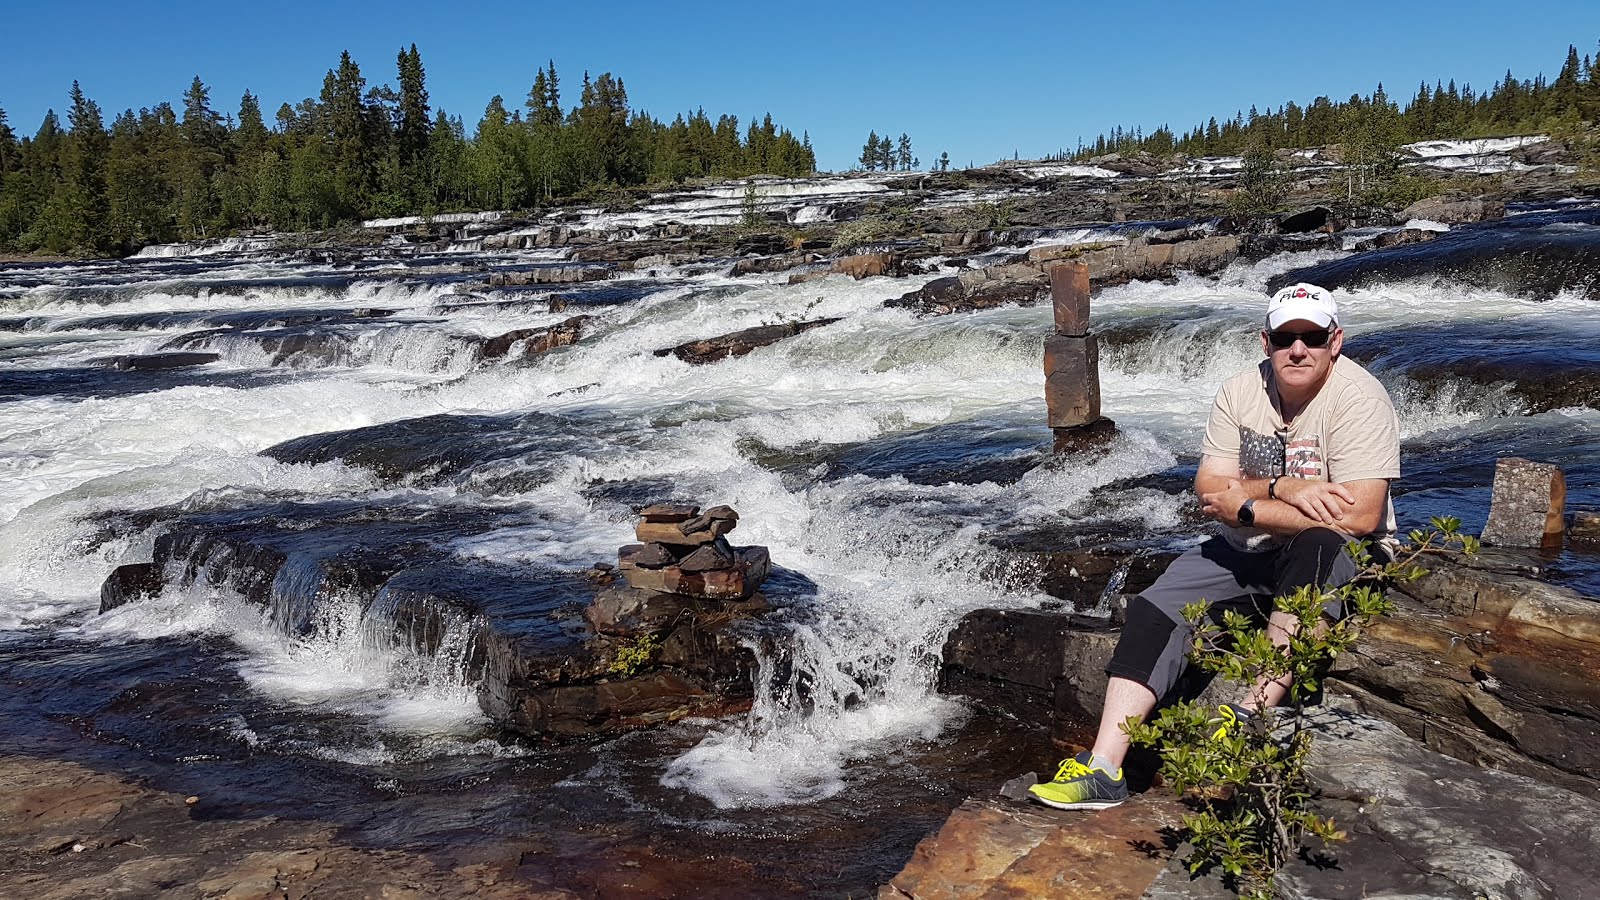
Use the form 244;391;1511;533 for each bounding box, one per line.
1277;205;1332;233
477;315;590;360
99;562;164;613
1268;206;1600;299
1399;196;1506;224
730;252;810;276
102;352;221;371
653;317;842;365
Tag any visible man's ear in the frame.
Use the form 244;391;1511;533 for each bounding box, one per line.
1260;329;1271;356
1330;326;1345;357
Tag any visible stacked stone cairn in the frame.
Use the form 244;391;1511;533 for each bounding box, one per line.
617;504;770;599
1044;261;1116;451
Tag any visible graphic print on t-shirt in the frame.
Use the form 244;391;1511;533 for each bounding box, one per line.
1284;435;1325;479
1239;427;1283;479
1238;427;1326;481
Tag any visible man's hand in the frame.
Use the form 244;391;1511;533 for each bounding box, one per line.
1200;479;1251;526
1273;477;1355;524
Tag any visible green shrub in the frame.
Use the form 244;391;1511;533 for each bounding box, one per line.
608;632;660;677
1123;518;1479;898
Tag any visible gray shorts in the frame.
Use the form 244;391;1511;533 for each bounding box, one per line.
1105;527;1363;701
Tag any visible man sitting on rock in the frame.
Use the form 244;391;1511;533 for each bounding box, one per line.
1029;282;1400;810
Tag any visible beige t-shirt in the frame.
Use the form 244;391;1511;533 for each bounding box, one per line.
1201;354;1400;551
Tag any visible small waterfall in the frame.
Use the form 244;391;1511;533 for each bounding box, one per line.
1093;552;1142;615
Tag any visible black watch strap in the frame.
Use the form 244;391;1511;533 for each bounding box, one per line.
1268;476;1280;499
1238;499;1256;526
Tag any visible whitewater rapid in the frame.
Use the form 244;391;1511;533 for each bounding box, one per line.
2;226;1596;808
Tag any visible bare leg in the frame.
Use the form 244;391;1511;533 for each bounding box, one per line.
1241;610;1330;711
1090;676;1159;770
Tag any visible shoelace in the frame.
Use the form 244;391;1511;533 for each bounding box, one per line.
1052;757;1095;781
1209;703;1255;740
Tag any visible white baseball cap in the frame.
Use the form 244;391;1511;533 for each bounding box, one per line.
1266;283;1338;330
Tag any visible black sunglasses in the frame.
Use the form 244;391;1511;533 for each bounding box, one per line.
1266;328;1332;349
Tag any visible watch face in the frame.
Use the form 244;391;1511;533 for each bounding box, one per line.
1238;501;1255;526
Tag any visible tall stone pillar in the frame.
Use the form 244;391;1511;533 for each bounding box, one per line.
1045;262;1114;450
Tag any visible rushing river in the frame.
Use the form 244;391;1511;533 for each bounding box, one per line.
2;196;1598;894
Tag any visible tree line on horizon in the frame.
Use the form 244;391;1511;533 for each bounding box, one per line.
0;45;817;256
1070;41;1600;162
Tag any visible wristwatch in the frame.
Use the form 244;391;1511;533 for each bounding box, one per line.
1268;476;1281;499
1237;499;1257;526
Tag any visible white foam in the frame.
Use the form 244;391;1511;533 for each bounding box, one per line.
1018;164;1123;179
1404;136;1547;158
363;210;508;229
7;201;1595;789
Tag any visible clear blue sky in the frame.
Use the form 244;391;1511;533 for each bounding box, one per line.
3;1;1597;171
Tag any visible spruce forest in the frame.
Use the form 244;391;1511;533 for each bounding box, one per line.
4;42;1600;258
0;46;817;257
1072;43;1600;161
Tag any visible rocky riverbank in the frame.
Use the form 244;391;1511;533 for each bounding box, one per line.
6;133;1599;898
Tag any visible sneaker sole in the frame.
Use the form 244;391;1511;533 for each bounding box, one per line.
1026;794;1127;811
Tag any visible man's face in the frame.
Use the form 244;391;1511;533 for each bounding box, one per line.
1261;318;1343;394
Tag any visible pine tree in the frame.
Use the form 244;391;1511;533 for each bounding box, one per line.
57;81;111;252
321;50;376;218
236;91;268;151
938;150;949;171
0;105;17;176
396;44;430;178
896;133;912;171
860;130;880;170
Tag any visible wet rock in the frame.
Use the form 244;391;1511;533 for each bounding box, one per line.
264;411;566;485
1052;416;1119;454
734;232;790;255
619;547;769;599
98;562;163;613
584;584;705;635
880;796;1184;900
634;518;736;548
102;352;221;371
1292;705;1600;900
1480;456;1566;549
100;499;764;741
637;503;699;523
478;315;590;360
1049;262;1091;336
1277;205;1332;233
1400;196;1506;224
887;269;1047;316
1573;510;1600;546
653;317;842;365
1043;334;1101;428
1268;206;1600;300
622;542;676;569
730;252;810;276
487;265;611;286
0;755;538;900
481;671;723;738
1348;226;1440;251
832;252;902;279
678;538;737;572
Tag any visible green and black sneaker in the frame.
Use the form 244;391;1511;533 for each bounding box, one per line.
1027;751;1128;811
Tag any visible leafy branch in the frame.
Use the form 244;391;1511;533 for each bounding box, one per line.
1122;517;1478;898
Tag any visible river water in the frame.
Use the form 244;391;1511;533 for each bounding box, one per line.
2;193;1598;894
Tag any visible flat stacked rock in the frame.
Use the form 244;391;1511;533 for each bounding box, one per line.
617;504;770;599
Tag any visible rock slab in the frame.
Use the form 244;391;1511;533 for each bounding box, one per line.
1481;457;1566;549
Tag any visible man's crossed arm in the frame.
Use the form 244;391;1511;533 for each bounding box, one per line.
1194;454;1389;537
